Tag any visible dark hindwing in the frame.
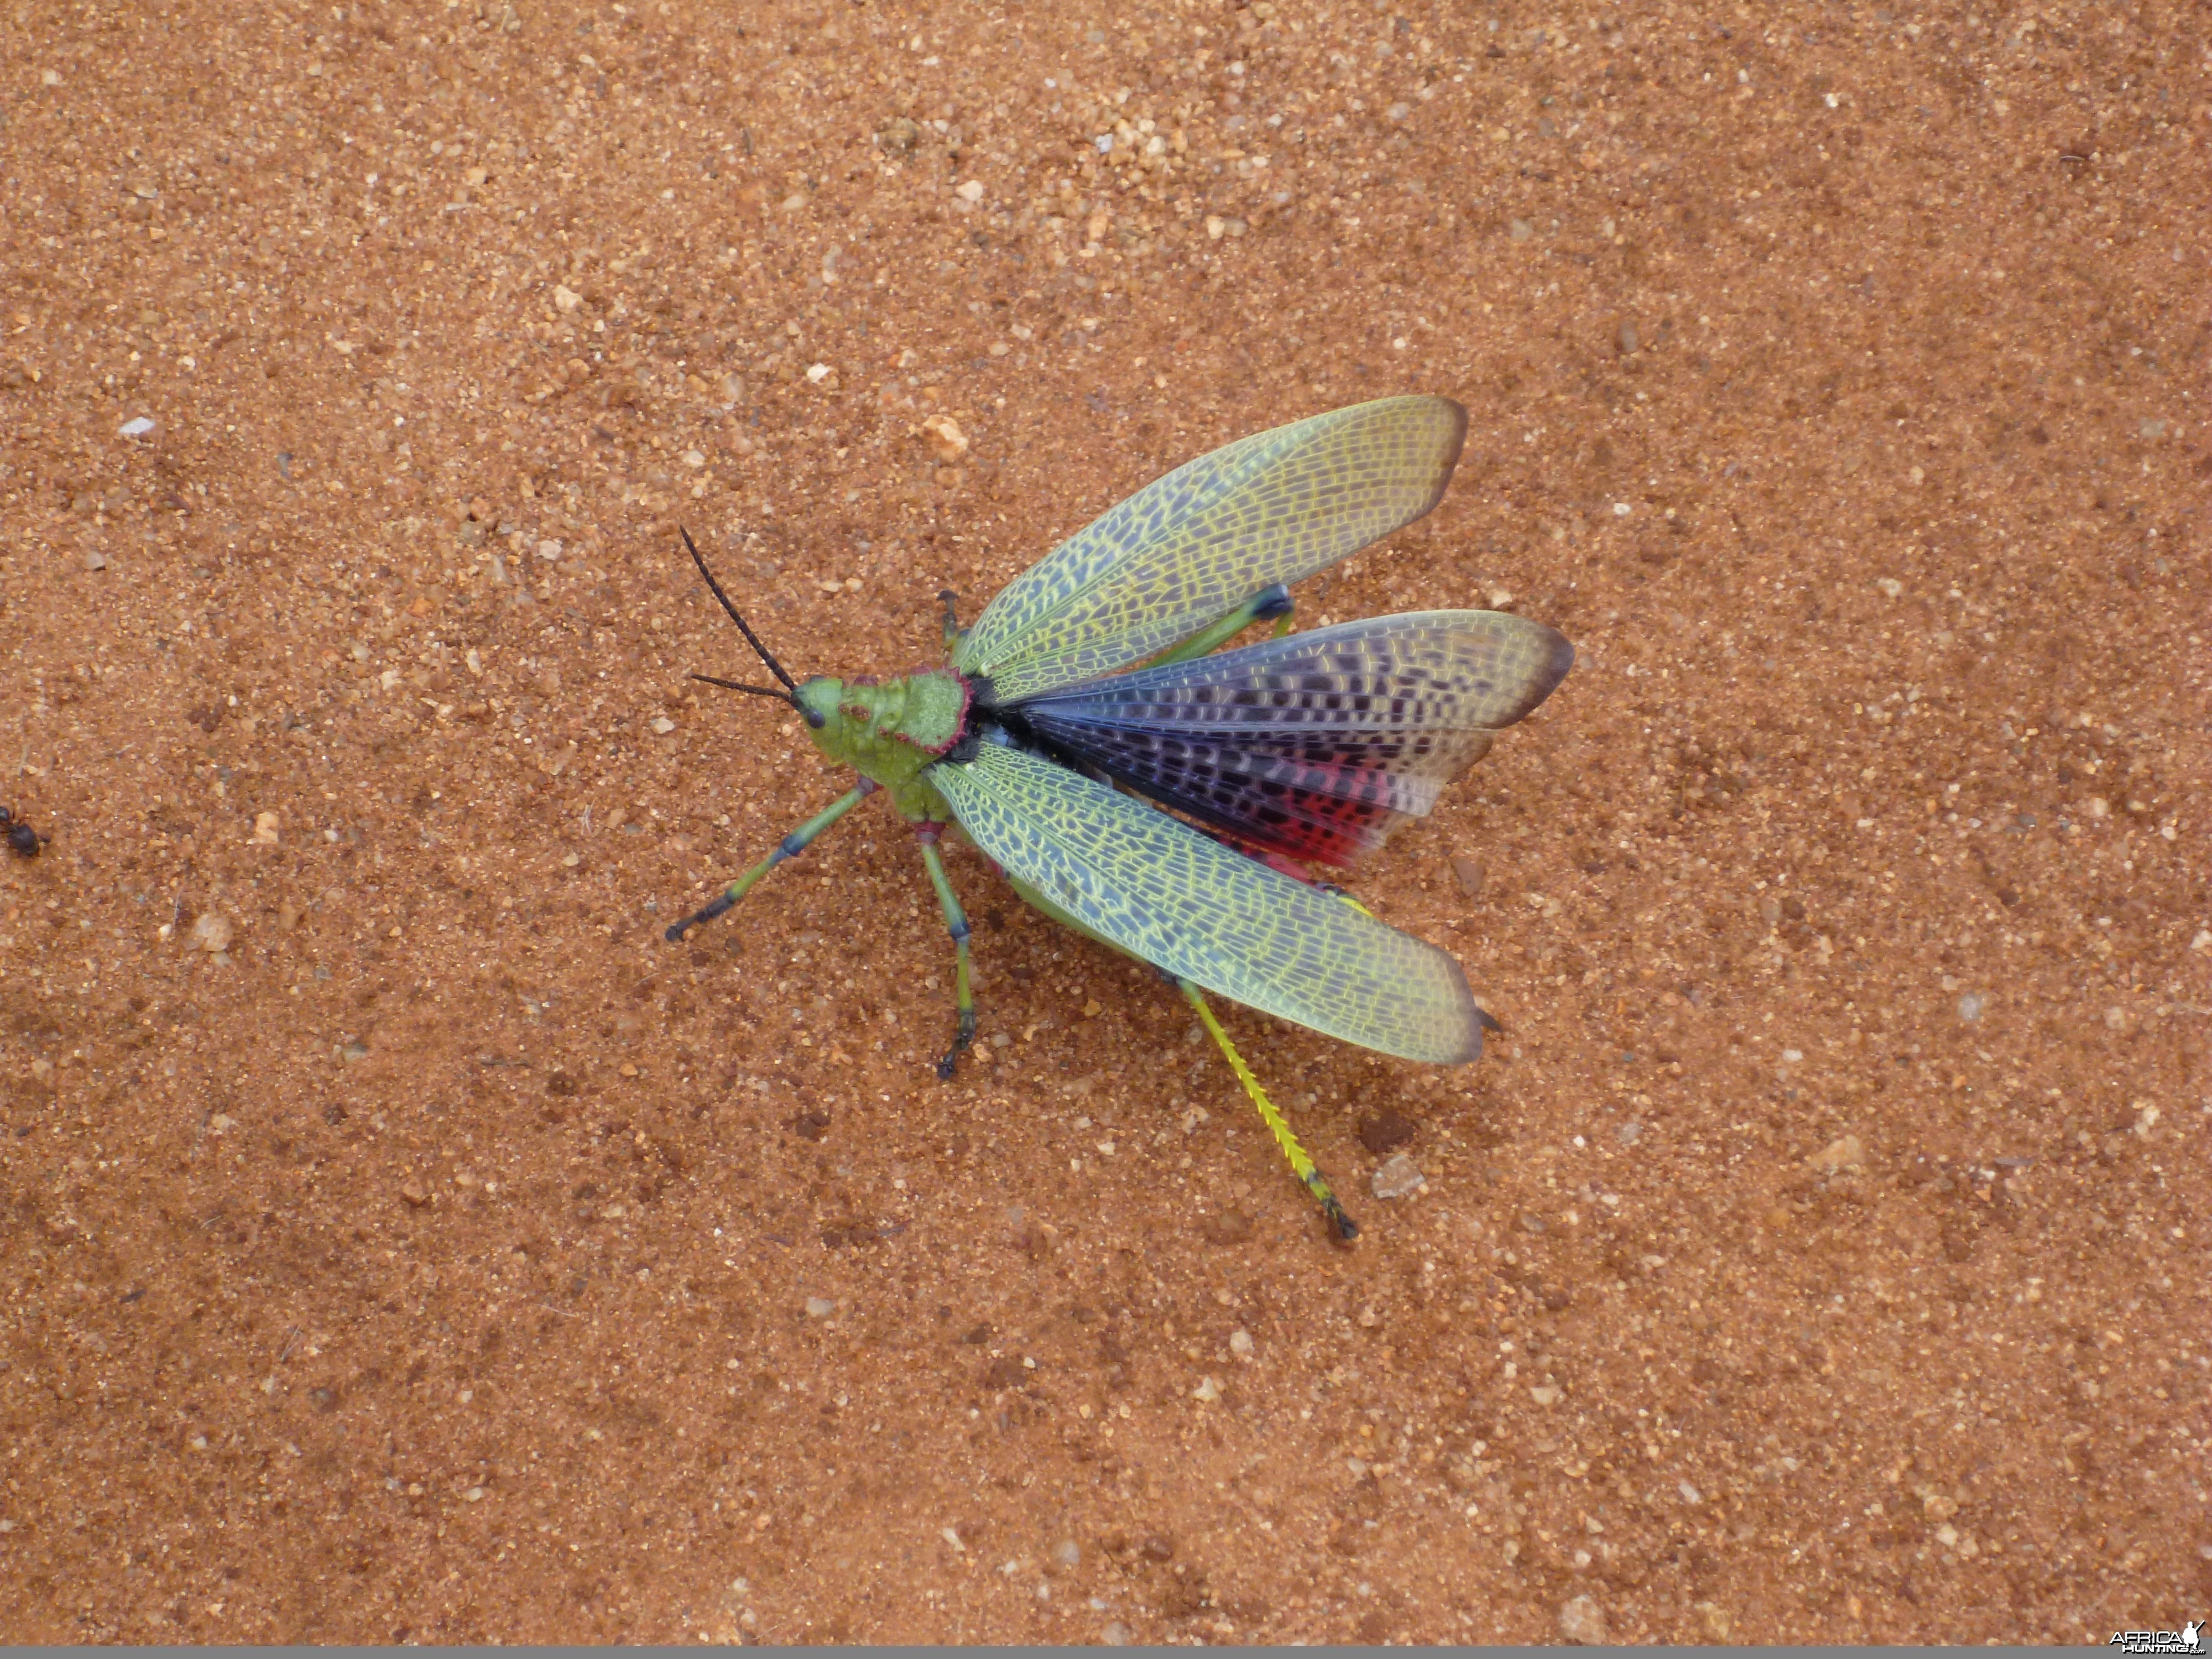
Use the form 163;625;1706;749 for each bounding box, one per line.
1001;612;1573;869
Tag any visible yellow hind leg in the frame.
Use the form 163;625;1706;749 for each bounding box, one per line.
1178;980;1358;1240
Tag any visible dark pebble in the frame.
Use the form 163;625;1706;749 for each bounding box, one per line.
1358;1109;1416;1155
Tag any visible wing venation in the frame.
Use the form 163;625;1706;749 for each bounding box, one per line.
930;739;1485;1065
953;397;1467;701
1006;611;1574;867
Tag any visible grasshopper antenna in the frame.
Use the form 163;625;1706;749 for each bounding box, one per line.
690;672;798;703
679;525;801;693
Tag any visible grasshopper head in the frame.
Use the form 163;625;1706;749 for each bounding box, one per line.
792;676;841;735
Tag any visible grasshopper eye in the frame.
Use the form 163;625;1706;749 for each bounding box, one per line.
800;705;827;731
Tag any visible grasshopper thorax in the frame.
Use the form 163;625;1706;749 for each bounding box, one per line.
794;670;973;804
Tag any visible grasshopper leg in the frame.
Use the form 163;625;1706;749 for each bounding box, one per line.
913;823;977;1080
1144;582;1294;668
1177;979;1358;1241
664;780;875;942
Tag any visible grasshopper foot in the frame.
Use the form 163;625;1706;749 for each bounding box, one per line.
934;1010;977;1081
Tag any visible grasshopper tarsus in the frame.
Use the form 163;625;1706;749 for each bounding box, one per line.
934;1015;975;1082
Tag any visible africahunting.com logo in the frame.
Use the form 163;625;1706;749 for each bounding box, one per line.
2109;1621;2201;1655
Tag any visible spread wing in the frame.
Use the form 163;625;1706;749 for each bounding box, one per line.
929;738;1486;1065
952;397;1467;702
1004;611;1575;868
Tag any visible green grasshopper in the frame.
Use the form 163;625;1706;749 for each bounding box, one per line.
666;396;1572;1237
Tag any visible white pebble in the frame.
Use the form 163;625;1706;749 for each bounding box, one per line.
1373;1154;1426;1199
805;1296;835;1318
1559;1594;1609;1645
119;416;156;437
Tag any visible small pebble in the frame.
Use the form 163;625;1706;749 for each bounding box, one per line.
1100;1623;1131;1646
1371;1154;1426;1200
805;1296;835;1318
1051;1538;1081;1569
1616;1121;1643;1145
920;413;969;462
1809;1134;1864;1175
83;550;108;572
1191;1375;1221;1404
1558;1594;1609;1646
1449;854;1486;899
651;717;676;735
1957;992;1985;1021
190;912;234;953
251;812;281;845
1228;1329;1254;1359
119;416;156;437
1616;319;1640;354
1509;218;1533;241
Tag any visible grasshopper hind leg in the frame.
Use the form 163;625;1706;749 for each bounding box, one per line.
1178;979;1358;1240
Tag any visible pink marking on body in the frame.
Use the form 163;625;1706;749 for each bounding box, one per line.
894;669;974;758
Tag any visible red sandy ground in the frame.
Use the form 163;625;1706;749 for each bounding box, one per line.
1;0;2205;1643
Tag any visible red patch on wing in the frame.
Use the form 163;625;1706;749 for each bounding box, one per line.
1177;765;1398;872
1217;763;1400;870
1201;831;1323;884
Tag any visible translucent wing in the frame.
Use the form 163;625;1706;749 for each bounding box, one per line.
930;738;1485;1065
1005;611;1574;868
952;396;1467;702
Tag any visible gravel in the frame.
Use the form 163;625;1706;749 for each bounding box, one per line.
1558;1594;1609;1645
1371;1154;1426;1199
